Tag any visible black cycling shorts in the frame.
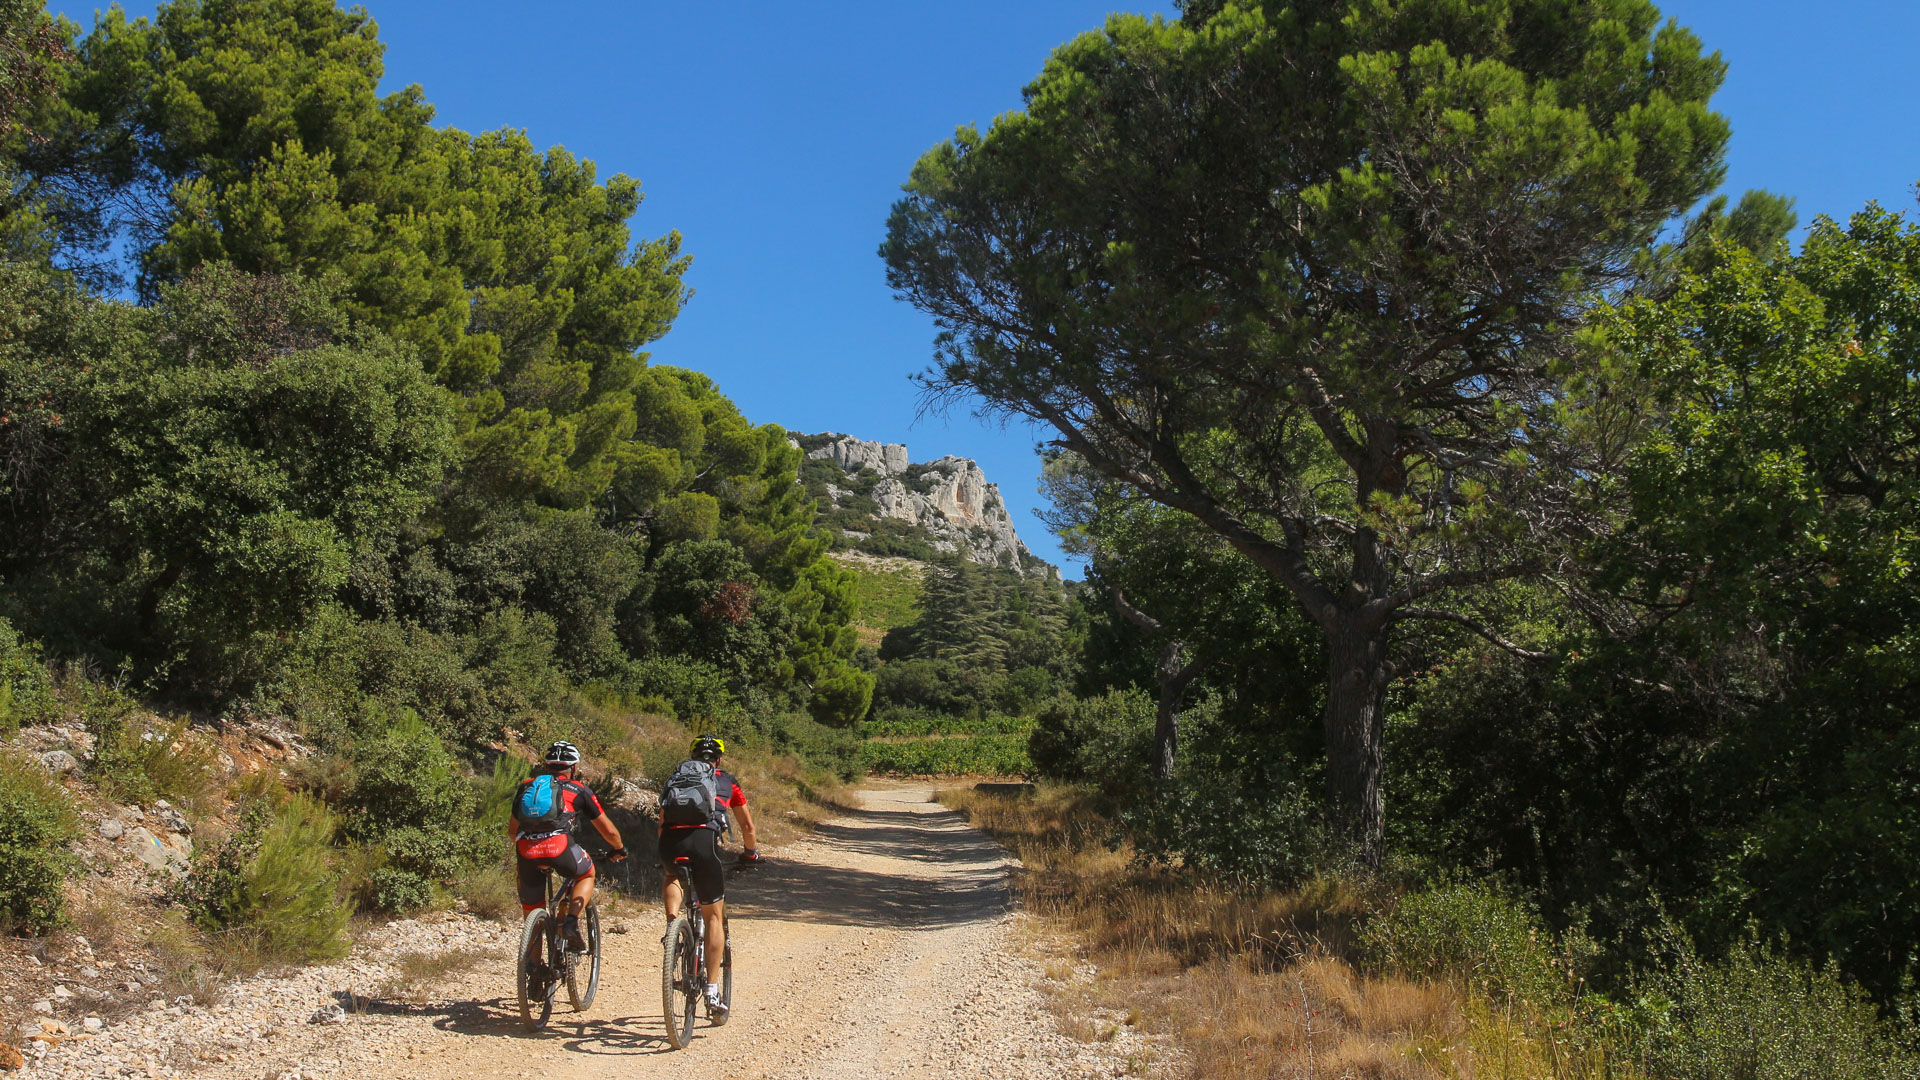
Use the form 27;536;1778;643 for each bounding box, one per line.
516;841;593;907
659;827;724;904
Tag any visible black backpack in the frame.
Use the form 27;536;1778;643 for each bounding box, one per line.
659;759;721;828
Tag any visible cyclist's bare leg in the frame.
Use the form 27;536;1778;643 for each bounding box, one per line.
699;899;725;984
662;875;685;920
563;866;595;919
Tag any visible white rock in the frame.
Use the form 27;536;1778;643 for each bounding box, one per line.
126;826;188;876
39;749;80;774
83;1017;103;1031
30;1000;51;1014
808;434;910;476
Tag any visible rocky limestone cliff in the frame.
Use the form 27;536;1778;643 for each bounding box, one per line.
795;433;1049;575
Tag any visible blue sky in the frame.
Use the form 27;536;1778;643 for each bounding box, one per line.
57;1;1920;574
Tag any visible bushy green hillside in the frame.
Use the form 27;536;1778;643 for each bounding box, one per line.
830;554;924;647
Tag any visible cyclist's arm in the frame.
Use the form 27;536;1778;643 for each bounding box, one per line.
590;812;623;852
735;802;758;854
506;815;519;843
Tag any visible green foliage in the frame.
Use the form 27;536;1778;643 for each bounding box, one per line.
0;616;53;733
170;805;267;937
874;557;1079;721
1363;882;1575;1009
0;749;78;932
635;539;793;695
619;653;737;724
263;606;570;748
0;0;863;759
172;795;350;960
47;0;690;508
887;0;1734;858
86;712;218;813
857;714;1033;739
1637;937;1920;1080
838;559;923;636
0;264;453;692
858;732;1032;776
1124;778;1336;890
1397;208;1920;1004
747;711;861;782
365;868;434;915
1028;689;1152;791
473;753;532;837
340;723;489;908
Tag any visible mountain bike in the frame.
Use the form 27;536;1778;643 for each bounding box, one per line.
516;867;602;1031
661;855;732;1049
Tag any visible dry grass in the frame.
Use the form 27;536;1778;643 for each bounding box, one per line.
450;862;520;922
372;947;491;1002
729;746;854;846
939;783;1646;1080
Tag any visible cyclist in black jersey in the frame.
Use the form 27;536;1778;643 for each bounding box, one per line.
659;734;758;1016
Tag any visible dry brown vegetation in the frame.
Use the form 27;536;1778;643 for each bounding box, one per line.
939;784;1643;1080
372;947;493;1002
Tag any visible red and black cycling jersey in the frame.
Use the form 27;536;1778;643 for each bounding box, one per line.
661;767;747;832
511;775;605;859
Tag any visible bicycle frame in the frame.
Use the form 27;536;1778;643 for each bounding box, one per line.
516;864;602;1031
661;856;732;1048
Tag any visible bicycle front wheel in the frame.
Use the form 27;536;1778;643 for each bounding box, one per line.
516;907;555;1031
661;915;700;1049
567;902;602;1011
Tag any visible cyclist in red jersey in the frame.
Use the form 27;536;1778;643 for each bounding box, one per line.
510;741;626;949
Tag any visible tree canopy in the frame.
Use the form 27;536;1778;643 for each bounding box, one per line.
884;0;1733;858
0;0;870;738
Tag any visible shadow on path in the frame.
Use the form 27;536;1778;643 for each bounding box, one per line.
729;797;1011;929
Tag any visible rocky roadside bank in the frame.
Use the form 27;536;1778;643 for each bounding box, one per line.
15;912;515;1080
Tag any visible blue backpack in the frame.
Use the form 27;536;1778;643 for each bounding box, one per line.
514;774;566;835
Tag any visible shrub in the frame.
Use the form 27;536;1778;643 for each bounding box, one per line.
87;711;220;813
1029;689;1152;792
1638;937;1920;1080
472;753;532;836
0;750;80;932
450;861;519;921
170;795;350;961
366;868;434;915
342;722;474;838
341;722;491;908
243;796;352;958
620;654;737;723
751;711;860;780
1123;777;1335;889
0;618;54;735
1362;881;1572;1009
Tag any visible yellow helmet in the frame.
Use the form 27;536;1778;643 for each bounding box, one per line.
689;734;726;761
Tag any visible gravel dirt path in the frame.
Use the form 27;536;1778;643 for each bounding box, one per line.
22;785;1144;1080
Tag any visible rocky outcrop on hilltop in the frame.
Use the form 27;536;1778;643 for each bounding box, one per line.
796;434;1049;575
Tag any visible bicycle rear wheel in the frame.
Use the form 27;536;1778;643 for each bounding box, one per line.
567;902;602;1011
661;915;700;1049
516;908;555;1031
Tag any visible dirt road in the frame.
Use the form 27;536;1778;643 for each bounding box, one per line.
24;786;1141;1080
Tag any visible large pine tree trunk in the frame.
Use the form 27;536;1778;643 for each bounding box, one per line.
1323;617;1391;866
